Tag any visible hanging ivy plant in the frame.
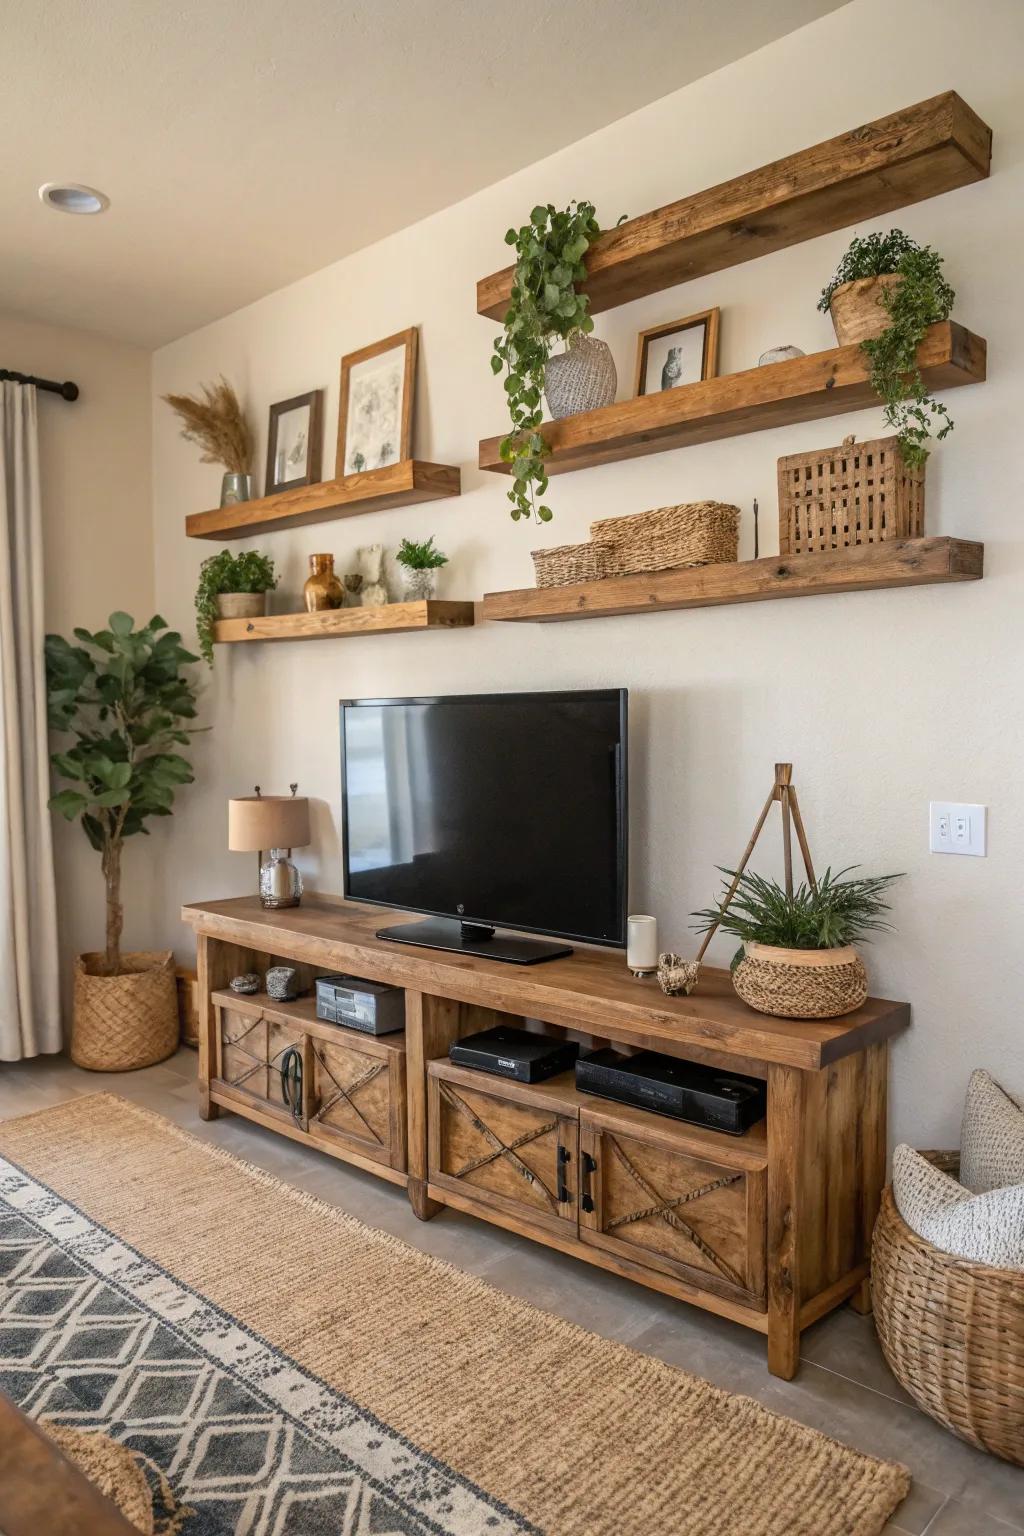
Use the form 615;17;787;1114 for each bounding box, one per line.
491;201;620;523
818;230;956;469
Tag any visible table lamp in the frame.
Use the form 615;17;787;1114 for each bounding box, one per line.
228;784;311;909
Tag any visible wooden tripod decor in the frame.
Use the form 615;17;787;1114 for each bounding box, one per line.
660;764;817;996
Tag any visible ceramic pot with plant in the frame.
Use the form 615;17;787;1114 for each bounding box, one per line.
395;536;448;600
195;548;277;662
491;199;623;523
162;376;255;506
692;866;902;1020
45;614;200;1070
818;230;956;468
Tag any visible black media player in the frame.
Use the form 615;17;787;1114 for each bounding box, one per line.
575;1048;766;1135
449;1026;579;1084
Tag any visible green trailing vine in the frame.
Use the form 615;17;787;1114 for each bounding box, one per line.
195;548;276;664
818;230;955;468
491;200;621;523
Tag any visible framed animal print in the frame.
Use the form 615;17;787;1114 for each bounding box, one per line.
336;327;418;477
633;308;720;398
265;389;324;496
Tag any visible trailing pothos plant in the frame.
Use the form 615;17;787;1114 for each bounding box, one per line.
818;230;956;468
45;614;201;975
491;200;622;522
195;547;276;664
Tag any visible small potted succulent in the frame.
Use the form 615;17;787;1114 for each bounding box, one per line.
162;376;255;506
395;536;448;600
195;548;277;663
818;230;956;467
692;866;902;1019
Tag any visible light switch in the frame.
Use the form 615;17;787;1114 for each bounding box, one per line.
929;802;987;857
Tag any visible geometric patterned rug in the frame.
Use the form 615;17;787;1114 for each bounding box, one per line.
0;1160;531;1535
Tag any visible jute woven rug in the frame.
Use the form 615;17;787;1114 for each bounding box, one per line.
0;1094;910;1535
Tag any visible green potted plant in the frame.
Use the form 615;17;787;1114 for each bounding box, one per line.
491;200;622;523
395;536;448;600
692;866;902;1019
162;376;255;507
45;614;201;1070
195;548;277;663
818;230;956;467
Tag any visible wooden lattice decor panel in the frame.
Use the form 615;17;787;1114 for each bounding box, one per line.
308;1035;407;1171
777;434;924;556
217;1003;304;1118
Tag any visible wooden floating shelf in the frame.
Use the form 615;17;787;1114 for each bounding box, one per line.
186;459;461;541
479;322;985;476
214;599;475;644
480;538;983;624
477;92;991;320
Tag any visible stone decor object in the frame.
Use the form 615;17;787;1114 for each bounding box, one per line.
657;953;700;997
265;965;300;1001
758;345;805;366
230;972;261;995
544;333;617;420
356;544;388;607
960;1068;1024;1193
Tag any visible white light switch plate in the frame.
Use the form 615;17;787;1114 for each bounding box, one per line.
929;801;987;856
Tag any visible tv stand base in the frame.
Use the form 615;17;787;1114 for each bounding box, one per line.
375;916;574;965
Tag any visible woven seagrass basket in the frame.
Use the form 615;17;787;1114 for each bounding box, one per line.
591;501;739;576
777;433;924;556
72;950;179;1071
531;542;609;588
873;1153;1024;1468
731;942;868;1019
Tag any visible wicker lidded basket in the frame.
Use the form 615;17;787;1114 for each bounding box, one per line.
872;1152;1024;1468
531;542;609;588
72;950;179;1071
591;501;739;576
777;433;924;557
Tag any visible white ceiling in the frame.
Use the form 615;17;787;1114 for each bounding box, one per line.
2;0;843;349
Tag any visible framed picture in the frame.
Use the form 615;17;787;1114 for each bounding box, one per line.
265;390;323;496
337;327;418;478
633;307;720;397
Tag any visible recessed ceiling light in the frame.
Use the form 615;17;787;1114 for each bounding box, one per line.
38;182;110;215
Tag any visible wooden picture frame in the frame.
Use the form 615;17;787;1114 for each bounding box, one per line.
634;307;720;398
265;390;324;496
336;326;418;479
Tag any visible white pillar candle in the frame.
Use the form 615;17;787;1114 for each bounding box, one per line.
626;914;658;975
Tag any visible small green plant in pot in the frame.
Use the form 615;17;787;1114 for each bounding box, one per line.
692;866;902;1020
818;230;956;468
491;200;623;523
46;614;201;1068
195;548;277;663
395;536;448;600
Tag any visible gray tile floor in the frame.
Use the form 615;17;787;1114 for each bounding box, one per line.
1;1049;1021;1535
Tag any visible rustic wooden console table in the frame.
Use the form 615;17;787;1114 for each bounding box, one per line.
181;894;909;1379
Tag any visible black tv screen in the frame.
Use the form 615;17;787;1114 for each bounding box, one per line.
340;690;627;946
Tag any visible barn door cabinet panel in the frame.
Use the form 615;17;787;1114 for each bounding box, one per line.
307;1032;407;1172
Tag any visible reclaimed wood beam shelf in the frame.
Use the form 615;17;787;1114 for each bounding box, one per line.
479;323;985;476
186;459;461;541
214;599;474;644
476;92;991;320
481;538;983;624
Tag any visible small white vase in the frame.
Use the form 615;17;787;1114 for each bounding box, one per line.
402;568;438;601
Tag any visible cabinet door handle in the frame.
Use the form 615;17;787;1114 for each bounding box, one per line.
581;1150;597;1214
280;1046;304;1125
557;1141;572;1204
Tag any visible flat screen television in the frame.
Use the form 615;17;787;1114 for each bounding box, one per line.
340;689;627;964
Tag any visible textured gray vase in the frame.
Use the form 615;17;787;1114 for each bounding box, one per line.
544;334;617;419
220;472;253;506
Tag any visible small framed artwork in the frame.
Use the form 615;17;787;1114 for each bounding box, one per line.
337;326;418;478
634;307;720;397
265;390;324;496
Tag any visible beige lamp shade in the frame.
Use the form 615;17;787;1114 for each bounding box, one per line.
228;794;311;852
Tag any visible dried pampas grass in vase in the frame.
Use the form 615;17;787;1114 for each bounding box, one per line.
163;376;255;506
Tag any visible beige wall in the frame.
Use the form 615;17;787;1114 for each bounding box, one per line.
0;312;154;1012
151;0;1022;1148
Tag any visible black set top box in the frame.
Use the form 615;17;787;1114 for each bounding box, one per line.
576;1049;766;1136
449;1026;579;1084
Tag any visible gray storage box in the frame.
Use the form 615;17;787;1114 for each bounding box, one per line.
315;973;404;1035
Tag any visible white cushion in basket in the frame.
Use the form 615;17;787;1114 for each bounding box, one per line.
960;1068;1024;1194
892;1144;1024;1270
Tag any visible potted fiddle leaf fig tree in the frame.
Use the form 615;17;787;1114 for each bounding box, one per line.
46;613;201;1070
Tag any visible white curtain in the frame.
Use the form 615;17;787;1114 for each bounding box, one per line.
0;382;61;1059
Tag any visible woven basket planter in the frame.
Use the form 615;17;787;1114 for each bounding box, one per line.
531;542;609;588
72;950;179;1071
828;274;904;345
872;1154;1024;1467
778;433;924;556
591;502;739;576
732;943;868;1020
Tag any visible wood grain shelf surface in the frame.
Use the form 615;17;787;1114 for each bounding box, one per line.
481;537;983;624
213;599;475;644
186;459;461;540
476;92;991;320
479;322;986;475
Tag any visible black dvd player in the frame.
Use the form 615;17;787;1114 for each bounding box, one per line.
576;1048;766;1135
449;1026;579;1084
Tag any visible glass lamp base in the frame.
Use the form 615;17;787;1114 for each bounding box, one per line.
259;850;303;909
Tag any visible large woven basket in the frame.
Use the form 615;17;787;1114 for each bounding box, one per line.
731;942;868;1019
873;1153;1024;1467
72;951;179;1071
777;433;924;556
591;501;739;575
531;542;609;588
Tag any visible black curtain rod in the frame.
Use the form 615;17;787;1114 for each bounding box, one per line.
0;369;79;402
